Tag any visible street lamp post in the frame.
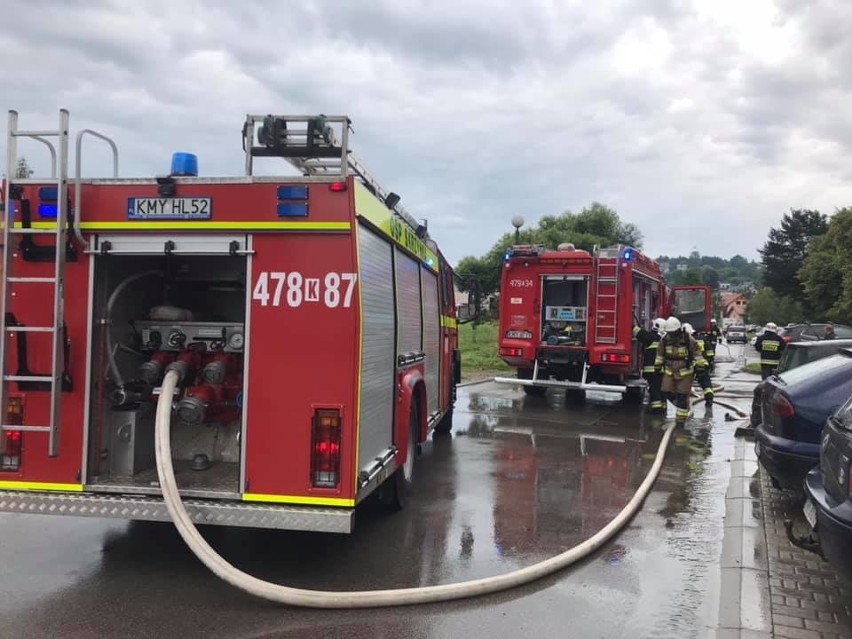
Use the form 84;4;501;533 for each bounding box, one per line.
511;216;524;244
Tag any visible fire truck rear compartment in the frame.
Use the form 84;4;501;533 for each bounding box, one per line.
86;253;247;498
541;277;589;347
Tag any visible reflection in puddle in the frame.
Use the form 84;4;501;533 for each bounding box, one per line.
485;423;656;559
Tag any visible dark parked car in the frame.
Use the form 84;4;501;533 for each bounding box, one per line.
803;393;852;578
726;325;747;344
755;350;852;490
750;339;852;428
779;323;852;343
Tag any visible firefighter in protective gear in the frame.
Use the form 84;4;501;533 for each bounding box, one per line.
701;319;722;373
633;319;664;414
754;322;785;379
684;323;714;406
655;316;707;424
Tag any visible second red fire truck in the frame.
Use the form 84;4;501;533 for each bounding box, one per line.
495;242;710;399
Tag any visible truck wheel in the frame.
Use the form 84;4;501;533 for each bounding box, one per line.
434;407;453;435
379;400;419;510
523;385;546;397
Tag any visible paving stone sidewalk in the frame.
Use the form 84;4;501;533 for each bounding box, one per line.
759;467;852;638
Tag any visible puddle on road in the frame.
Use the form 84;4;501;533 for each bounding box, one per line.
443;382;738;634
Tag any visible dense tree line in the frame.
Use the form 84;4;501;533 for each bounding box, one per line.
749;208;850;326
656;252;761;290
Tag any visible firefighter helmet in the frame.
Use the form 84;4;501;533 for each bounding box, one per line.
683;323;694;334
652;317;666;332
664;316;682;332
765;322;778;332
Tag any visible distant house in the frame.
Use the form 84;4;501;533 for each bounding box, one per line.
721;292;748;322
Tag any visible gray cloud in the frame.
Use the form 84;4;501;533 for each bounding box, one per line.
3;0;852;265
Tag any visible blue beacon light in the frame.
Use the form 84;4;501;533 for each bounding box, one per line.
170;152;199;177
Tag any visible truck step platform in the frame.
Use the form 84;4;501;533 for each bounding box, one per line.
0;489;353;533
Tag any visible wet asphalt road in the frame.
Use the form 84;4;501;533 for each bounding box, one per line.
0;345;756;639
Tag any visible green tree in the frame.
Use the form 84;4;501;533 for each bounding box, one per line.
759;209;827;300
700;266;720;290
746;288;803;326
798;207;852;322
729;254;748;269
668;268;703;286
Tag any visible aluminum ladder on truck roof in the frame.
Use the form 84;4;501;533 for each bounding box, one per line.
593;248;620;345
0;109;71;456
241;114;425;236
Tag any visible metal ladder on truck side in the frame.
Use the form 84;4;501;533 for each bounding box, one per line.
0;109;71;456
242;114;426;236
593;249;620;345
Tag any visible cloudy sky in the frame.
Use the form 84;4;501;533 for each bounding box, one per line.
3;0;850;265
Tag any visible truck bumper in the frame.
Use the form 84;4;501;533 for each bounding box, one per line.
493;376;634;394
0;490;354;534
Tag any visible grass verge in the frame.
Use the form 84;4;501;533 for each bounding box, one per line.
743;362;761;375
459;320;511;383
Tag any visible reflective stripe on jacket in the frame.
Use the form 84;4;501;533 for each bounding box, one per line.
755;332;784;365
655;333;706;379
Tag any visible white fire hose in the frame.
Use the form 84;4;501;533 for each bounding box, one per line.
155;369;677;608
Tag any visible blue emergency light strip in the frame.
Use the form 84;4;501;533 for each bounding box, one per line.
276;185;309;217
38;187;58;201
277;185;308;200
276;203;309;217
38;203;58;219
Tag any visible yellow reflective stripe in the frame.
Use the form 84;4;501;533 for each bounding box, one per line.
242;493;354;507
760;359;780;365
441;316;458;329
642;366;657;373
14;221;351;231
0;481;84;492
354;183;439;271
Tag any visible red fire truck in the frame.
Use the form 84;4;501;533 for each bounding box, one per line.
494;242;710;398
0;110;471;534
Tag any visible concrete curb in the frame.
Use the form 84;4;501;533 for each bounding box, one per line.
716;433;773;637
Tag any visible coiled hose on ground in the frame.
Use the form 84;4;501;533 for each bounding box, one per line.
155;369;678;608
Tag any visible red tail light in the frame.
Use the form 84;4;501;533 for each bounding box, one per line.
311;409;341;488
2;398;23;471
602;352;631;364
329;182;347;192
499;347;525;357
770;393;795;418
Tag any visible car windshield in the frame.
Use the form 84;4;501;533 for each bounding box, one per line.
778;352;852;385
729;327;745;333
833;326;852;338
